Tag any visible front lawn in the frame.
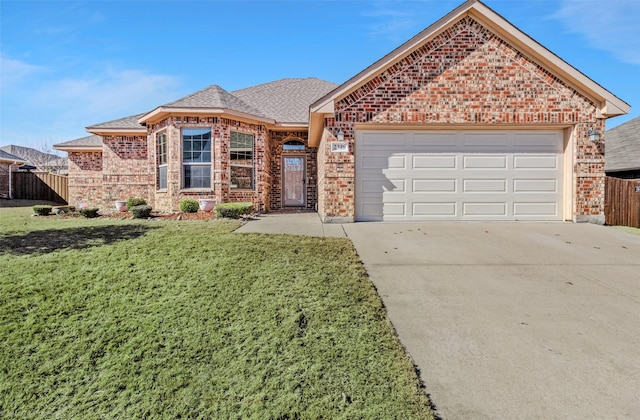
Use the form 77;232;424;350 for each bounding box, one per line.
0;205;433;418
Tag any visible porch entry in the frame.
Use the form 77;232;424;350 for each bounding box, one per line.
283;156;305;206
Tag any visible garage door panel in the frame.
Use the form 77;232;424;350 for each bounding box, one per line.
513;155;558;169
513;132;563;152
356;130;564;221
360;178;406;194
412;132;458;149
513;179;557;193
413;179;457;193
384;202;406;216
513;202;558;216
360;155;406;170
463;202;507;216
413;202;457;216
462;132;509;148
463;179;507;192
463;155;507;169
359;132;406;147
413;155;457;169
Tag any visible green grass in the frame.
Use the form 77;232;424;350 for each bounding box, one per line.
0;204;433;419
612;225;640;236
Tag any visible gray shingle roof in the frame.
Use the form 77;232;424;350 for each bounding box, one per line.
161;85;266;117
54;135;103;148
87;113;146;130
233;78;338;123
0;149;25;162
605;116;640;172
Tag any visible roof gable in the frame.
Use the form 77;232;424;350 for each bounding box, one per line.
311;0;629;119
54;135;103;152
86;114;147;135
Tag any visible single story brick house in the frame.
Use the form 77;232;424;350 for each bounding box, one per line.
0;150;26;199
55;0;629;223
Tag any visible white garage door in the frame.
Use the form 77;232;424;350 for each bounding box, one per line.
355;130;565;221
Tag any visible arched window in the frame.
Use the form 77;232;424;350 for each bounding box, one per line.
283;140;305;151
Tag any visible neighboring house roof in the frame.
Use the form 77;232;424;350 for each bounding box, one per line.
0;149;25;163
605;116;640;173
138;77;337;126
86;113;147;135
54;135;103;152
309;0;629;145
0;145;64;169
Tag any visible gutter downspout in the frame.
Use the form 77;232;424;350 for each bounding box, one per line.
8;161;19;199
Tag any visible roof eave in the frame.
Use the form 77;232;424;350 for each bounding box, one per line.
53;145;102;152
138;106;275;126
86;128;147;136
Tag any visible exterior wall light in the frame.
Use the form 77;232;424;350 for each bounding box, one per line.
336;128;344;141
587;129;601;142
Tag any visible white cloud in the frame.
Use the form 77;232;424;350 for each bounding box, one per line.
1;67;184;144
33;69;182;120
0;54;46;89
554;0;640;65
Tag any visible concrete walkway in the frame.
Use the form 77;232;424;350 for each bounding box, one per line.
235;212;346;237
237;214;640;419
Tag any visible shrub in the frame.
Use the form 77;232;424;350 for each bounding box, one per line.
79;208;100;218
215;202;254;219
131;205;153;219
180;199;199;213
32;205;53;216
126;197;147;210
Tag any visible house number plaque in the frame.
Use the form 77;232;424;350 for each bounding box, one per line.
330;142;348;153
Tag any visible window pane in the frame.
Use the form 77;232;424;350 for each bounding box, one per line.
183;165;211;189
158;166;167;189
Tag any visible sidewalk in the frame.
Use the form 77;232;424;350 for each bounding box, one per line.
235;212;346;237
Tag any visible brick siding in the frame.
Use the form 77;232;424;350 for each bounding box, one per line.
67;151;103;208
319;16;605;222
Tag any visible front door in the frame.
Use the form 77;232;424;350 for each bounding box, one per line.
283;156;305;206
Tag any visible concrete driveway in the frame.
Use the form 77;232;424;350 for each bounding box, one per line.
343;222;640;420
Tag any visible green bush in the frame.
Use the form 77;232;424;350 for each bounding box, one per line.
32;205;53;216
131;205;153;219
79;208;100;218
180;199;199;213
126;197;147;210
215;202;254;219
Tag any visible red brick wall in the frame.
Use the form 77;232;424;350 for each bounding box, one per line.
67;151;103;208
102;135;152;208
320;16;605;222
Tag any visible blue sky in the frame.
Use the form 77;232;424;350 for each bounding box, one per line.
1;0;639;150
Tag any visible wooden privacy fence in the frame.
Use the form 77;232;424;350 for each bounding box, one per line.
605;177;640;228
12;172;69;204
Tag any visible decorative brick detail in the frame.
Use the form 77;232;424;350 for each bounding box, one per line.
319;16;605;221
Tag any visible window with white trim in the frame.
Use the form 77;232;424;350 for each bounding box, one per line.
230;131;254;189
157;131;167;190
182;128;212;189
